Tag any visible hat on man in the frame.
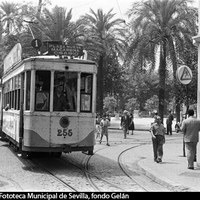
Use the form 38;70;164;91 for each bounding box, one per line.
123;110;128;114
156;116;161;120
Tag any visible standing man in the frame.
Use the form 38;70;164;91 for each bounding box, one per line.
150;116;166;163
166;110;174;135
120;110;130;139
181;109;200;170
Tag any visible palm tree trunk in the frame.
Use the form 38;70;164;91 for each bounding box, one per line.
97;55;104;115
158;42;167;122
168;37;180;122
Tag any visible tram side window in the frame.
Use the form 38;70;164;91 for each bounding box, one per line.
15;75;21;110
80;73;92;112
53;72;77;112
3;81;10;110
35;71;50;111
3;75;21;111
25;71;31;110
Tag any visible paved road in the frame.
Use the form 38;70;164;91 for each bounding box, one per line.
0;129;171;192
0;117;179;192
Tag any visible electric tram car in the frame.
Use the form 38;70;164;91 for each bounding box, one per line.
0;43;97;157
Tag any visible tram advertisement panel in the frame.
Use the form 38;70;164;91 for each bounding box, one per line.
2;111;19;141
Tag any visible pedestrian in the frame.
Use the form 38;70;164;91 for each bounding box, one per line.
96;114;101;139
120;110;130;139
150;116;166;163
129;113;135;135
166;110;174;135
106;112;111;122
151;110;158;125
180;109;200;170
99;113;110;146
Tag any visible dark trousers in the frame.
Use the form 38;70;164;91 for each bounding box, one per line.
167;123;172;135
152;135;164;161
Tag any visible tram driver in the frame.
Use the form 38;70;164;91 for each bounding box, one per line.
53;83;69;111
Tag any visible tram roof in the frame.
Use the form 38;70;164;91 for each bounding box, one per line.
23;55;96;65
2;55;97;80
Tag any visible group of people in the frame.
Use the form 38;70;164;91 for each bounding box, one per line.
95;110;135;146
96;108;200;170
120;110;135;139
150;108;200;170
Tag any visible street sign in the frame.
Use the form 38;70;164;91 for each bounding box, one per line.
31;38;42;49
47;43;84;57
176;65;193;85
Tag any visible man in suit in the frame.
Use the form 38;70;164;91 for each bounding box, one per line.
120;110;130;139
181;109;200;169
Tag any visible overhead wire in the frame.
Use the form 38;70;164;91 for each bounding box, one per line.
115;0;126;24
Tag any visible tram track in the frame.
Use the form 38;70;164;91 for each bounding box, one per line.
26;140;174;192
63;142;151;191
117;144;171;191
81;147;126;191
4;133;182;192
21;156;78;192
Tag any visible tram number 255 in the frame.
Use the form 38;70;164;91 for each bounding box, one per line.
57;128;73;137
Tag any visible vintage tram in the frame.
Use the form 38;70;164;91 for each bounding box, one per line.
0;43;97;157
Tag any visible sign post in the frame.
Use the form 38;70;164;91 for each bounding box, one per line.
176;65;193;85
176;65;193;157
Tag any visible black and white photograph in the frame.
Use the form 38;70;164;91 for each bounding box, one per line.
0;0;200;195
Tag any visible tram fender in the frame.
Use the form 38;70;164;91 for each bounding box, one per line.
23;129;49;147
77;130;95;146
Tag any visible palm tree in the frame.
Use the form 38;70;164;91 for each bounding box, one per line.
127;0;197;121
0;1;23;35
32;6;82;44
78;8;126;114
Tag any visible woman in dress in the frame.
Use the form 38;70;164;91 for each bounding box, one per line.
129;113;135;135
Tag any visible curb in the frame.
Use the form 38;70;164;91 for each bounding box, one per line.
136;159;196;192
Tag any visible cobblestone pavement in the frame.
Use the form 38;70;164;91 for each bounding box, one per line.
0;129;172;192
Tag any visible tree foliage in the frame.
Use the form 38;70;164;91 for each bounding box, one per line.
0;0;198;117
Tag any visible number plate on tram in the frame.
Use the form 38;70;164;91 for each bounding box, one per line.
57;128;73;138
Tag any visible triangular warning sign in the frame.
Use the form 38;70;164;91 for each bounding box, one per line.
180;67;192;80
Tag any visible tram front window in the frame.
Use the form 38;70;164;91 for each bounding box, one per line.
35;71;50;111
53;72;77;112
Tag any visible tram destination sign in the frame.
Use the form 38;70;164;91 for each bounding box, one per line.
47;43;84;57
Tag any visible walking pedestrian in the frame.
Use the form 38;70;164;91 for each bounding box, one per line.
166;110;174;135
180;109;200;170
120;110;130;139
150;116;166;163
96;114;101;139
151;110;158;125
129;113;135;135
99;113;110;146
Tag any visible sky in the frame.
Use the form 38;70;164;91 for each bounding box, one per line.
0;0;199;21
4;0;135;21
